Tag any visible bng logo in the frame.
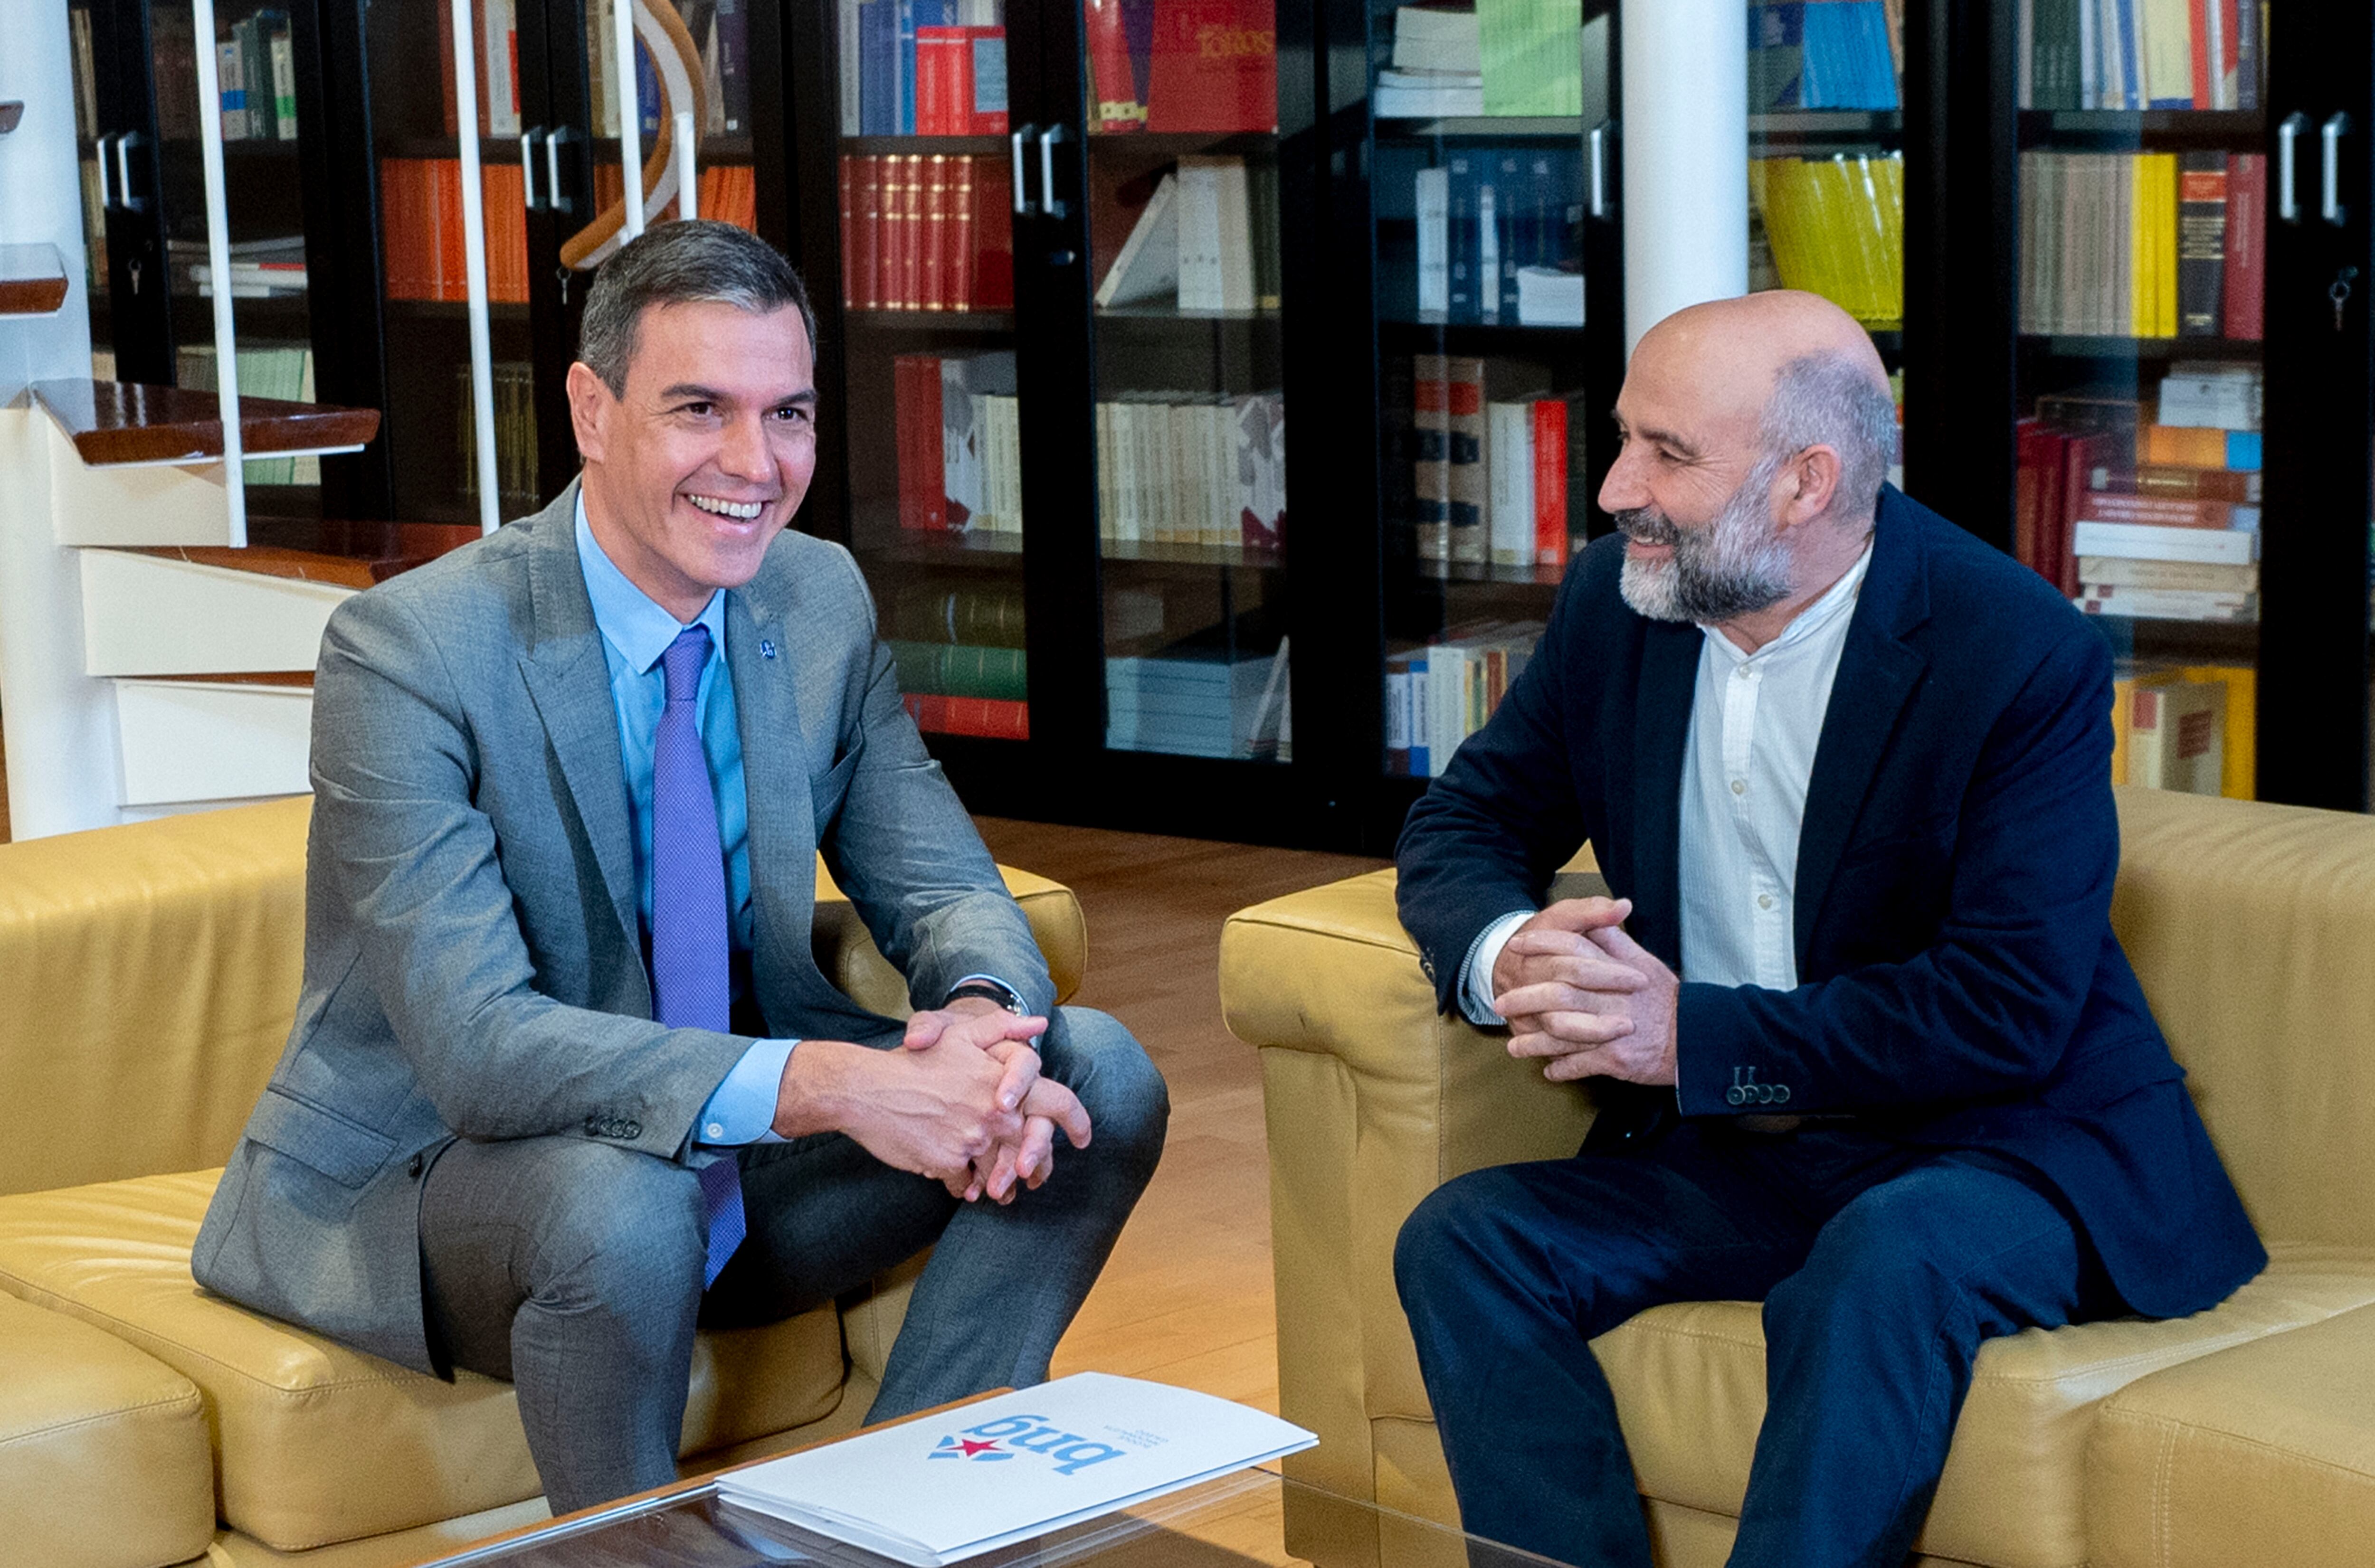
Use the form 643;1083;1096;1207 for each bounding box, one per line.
927;1413;1128;1475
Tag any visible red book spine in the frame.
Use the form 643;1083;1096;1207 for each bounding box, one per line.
2055;432;2108;597
1530;398;1566;567
897;155;923;311
435;159;463;303
949;156;978;312
2223;152;2265;340
922;154;949;312
916;28;947;136
894;355;939;529
1084;0;1145;133
2188;0;2211;109
855;156;882;311
1145;0;1275;134
975;156;1014;308
839;155;856;308
902;694;1029;740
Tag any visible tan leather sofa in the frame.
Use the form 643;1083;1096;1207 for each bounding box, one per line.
0;797;1088;1568
1222;786;2375;1568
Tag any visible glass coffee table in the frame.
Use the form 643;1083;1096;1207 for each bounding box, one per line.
419;1465;1562;1568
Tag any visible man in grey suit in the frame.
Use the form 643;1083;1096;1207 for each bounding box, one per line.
193;222;1169;1514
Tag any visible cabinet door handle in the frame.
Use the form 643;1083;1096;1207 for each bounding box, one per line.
522;130;540;209
2279;112;2306;223
546;125;573;214
1011;126;1034;215
1588;123;1611;218
1038;124;1068;220
96;132;115;208
2323;113;2351;227
114;132;139;211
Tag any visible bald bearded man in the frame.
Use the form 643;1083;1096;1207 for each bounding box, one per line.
1391;293;2263;1568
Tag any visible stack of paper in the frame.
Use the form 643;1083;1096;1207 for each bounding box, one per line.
714;1374;1316;1568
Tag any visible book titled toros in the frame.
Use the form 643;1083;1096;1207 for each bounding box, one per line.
713;1373;1317;1566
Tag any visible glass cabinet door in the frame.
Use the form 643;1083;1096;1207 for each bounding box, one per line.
2011;7;2269;801
1369;0;1611;784
826;0;1031;746
1082;0;1292;764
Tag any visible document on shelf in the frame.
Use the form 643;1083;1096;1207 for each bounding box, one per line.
711;1372;1318;1568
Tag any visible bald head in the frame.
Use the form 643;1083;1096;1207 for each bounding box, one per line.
1640;289;1890;412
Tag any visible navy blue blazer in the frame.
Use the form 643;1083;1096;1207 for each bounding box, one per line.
1397;485;2263;1319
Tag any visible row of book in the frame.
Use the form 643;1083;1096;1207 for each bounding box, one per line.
176;343;318;485
2113;667;2254;796
381;161;755;304
1411;148;1586;326
836;0;1008;135
454;361;543;515
889;582;1031;739
1108;642;1292;760
1374;1;1584;119
1385;621;1545;777
1748;152;1904;327
215;9;298;141
1749;1;1904;111
440;0;751;141
2017;378;2265;622
1085;0;1277;134
893;352;1023;534
2016;0;2261;111
839;154;1016;312
1412;357;1576;568
890;583;1027;646
1096;158;1282;314
1094;394;1287;551
890;640;1026;700
2018;151;2265;339
904;692;1030;738
171;235;308;299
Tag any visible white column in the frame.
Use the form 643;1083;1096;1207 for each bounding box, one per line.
613;0;644;239
451;0;500;535
190;0;247;546
0;0;121;837
1620;0;1749;355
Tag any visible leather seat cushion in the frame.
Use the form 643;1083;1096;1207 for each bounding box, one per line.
0;1170;848;1553
1589;1246;2375;1568
0;1289;215;1568
2087;1299;2375;1568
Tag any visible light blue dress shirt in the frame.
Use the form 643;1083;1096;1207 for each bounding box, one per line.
574;498;791;1146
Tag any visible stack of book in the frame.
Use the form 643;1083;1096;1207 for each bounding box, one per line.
1094;392;1286;551
836;0;1007;135
1094;157;1282;314
1410;146;1585;324
175;343;318;485
1749;1;1902;110
890;583;1029;739
893;351;1023;536
454;361;542;516
1412;356;1576;567
1083;0;1276;134
1375;5;1484;118
2016;0;2261;110
2019;150;2264;338
176;235;307;298
1749;152;1904;326
840;154;1016;312
1107;644;1286;759
215;9;297;141
1385;620;1545;777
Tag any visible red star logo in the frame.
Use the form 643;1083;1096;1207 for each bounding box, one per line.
955;1439;1000;1457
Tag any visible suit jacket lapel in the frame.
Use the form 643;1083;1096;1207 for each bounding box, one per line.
1630;619;1701;972
1794;493;1932;972
515;481;643;981
724;575;821;1035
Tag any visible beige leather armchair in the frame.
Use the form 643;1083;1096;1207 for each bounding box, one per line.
0;798;1087;1568
1223;787;2375;1568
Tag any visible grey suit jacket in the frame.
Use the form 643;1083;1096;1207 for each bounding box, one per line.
192;483;1053;1375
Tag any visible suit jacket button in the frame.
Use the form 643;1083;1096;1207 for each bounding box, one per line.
620;1121;641;1139
407;1152;424;1179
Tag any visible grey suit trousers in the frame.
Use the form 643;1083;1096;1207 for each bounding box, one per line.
418;1005;1167;1513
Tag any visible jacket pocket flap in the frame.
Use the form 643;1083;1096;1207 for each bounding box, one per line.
246;1088;397;1189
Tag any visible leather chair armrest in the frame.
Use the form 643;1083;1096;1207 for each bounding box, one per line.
1219;867;1602;1518
812;860;1086;1020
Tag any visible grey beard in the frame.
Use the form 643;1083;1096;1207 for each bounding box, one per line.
1615;455;1795;623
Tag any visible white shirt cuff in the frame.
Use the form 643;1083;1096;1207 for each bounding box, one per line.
696;1038;798;1146
1460;910;1536;1028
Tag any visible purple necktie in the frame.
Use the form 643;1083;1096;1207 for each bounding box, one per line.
652;623;745;1287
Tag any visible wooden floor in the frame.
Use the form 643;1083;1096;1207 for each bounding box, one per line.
970;817;1387;1414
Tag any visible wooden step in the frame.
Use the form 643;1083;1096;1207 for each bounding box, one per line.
82;550;359;677
243;518;484;582
112;679;313;806
0;245;69;317
32;378;380;467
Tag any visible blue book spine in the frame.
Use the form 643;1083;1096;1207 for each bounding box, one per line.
895;0;917;134
1532;147;1581;267
860;0;897;133
1445;152;1481;325
1407;653;1429;778
636;41;660;137
2114;0;2140;110
1804;4;1835;108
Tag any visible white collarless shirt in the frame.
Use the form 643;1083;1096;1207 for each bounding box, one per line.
1462;545;1873;1019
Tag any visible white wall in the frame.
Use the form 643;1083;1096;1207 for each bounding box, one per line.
0;0;123;838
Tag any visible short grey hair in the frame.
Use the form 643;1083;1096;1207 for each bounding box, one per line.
1759;352;1898;527
577;220;817;397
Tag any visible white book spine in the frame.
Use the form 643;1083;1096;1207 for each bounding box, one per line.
1477;183;1499;323
2071;519;2259;564
1487;403;1533;565
1415;166;1449;316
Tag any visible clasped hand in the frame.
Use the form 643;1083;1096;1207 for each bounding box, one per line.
893;1003;1091;1203
1490;897;1680;1086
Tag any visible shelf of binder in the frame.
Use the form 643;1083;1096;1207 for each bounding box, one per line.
1095;160;1283;317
